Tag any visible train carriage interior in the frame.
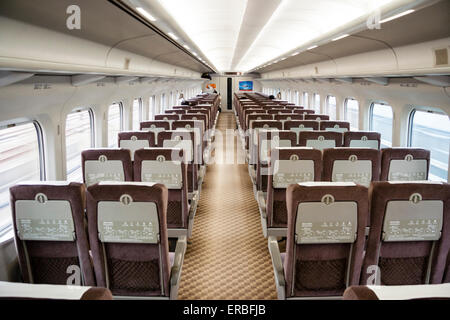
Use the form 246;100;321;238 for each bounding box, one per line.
0;0;449;308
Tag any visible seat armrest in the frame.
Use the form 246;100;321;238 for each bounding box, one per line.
257;191;267;219
170;236;187;299
268;236;286;299
188;191;199;220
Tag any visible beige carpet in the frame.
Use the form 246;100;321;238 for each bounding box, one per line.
178;112;278;300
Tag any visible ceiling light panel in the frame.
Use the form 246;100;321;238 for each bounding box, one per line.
236;0;397;71
158;0;248;71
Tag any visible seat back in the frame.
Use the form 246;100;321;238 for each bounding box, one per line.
249;120;283;162
381;148;430;181
322;148;381;187
10;182;94;285
344;132;381;149
140;121;171;145
158;131;197;193
293;109;315;115
284;121;319;143
298;131;343;150
181;114;208;133
87;182;171;297
274;114;304;122
186;109;211;128
285;182;368;297
267;109;288;115
257;131;298;192
134;148;189;230
304;114;330;121
171;120;204;165
362;181;450;285
266;148;322;228
155;114;179;121
320;121;351;133
246;114;272;132
165;109;186;115
118;131;156;161
81;149;132;187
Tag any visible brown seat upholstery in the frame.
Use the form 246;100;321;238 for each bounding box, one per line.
344;131;381;149
283;121;320;144
181;114;208;134
185;110;211;129
155;114;179;121
245;113;272;132
267;109;289;115
319;121;351;133
171;120;205;167
298;131;343;150
139;121;171;145
81;149;132;187
157;131;198;194
322;148;381;187
140;121;170;131
263;148;322;237
380;148;430;181
274;114;304;122
361;181;450;286
304;114;330;121
256;130;298;192
270;182;368;298
165;109;186;115
87;182;186;299
248;121;283;165
134;148;192;237
118;131;156;161
10;182;95;286
293;109;315;115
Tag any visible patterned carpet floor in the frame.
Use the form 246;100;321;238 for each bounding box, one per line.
178;112;278;300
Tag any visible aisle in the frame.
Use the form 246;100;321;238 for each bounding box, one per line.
178;112;277;300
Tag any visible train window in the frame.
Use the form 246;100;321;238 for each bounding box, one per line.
108;102;123;148
295;91;299;105
409;109;450;181
132;98;142;130
326;95;337;120
370;102;393;148
313;93;321;114
303;92;309;108
66;109;94;182
170;91;174;107
149;95;156;120
0;122;44;231
345;98;359;130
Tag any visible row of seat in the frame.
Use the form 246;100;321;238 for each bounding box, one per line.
6;92;222;299
256;146;430;237
10;181;185;299
268;181;450;299
235;93;450;299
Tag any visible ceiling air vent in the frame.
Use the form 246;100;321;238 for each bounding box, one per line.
434;48;449;66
